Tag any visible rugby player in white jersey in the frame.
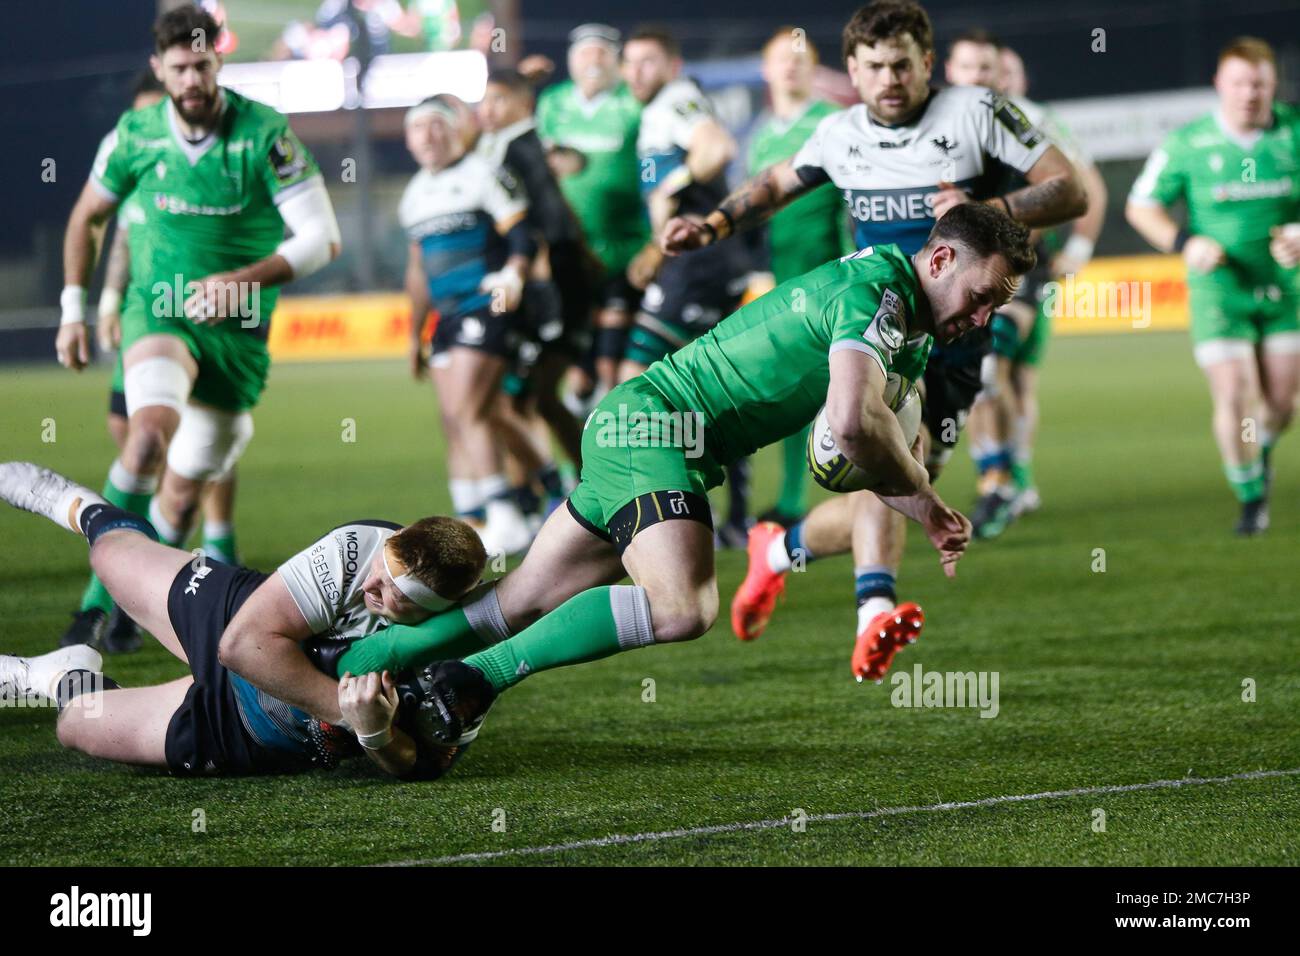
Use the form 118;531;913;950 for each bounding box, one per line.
663;0;1086;679
946;32;1108;537
0;462;485;778
401;94;538;557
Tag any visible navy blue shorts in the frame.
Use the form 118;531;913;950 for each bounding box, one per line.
163;561;305;776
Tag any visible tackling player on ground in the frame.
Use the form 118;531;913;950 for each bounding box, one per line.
0;461;485;778
56;6;340;646
664;0;1086;678
1127;37;1300;535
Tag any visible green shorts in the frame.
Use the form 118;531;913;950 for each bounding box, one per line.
991;304;1051;367
121;306;270;412
567;379;724;537
1188;281;1299;349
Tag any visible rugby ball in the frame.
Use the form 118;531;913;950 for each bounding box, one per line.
806;377;922;493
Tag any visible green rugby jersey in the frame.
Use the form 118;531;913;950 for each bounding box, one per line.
1130;104;1300;295
748;99;850;282
91;89;322;329
640;243;931;466
535;80;648;276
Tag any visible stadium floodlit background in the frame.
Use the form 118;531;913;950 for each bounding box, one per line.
1;0;1298;867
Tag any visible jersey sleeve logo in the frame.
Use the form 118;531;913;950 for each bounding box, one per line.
495;165;524;200
269;134;309;183
990;95;1044;148
871;289;906;351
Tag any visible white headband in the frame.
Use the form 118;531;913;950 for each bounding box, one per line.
404;99;459;129
383;544;456;612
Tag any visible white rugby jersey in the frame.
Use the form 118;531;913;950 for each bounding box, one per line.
398;152;526;318
277;520;401;643
637;77;729;216
791;85;1050;254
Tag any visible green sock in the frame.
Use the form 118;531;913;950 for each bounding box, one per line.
336;607;484;677
201;522;239;565
79;462;155;613
1224;458;1266;503
775;427;810;516
464;586;654;693
1010;459;1034;492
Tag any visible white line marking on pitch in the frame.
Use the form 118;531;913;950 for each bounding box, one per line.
378;767;1300;866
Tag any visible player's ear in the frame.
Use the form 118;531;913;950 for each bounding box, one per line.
150;54;164;84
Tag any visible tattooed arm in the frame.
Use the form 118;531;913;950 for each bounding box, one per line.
994;144;1087;228
660;157;819;255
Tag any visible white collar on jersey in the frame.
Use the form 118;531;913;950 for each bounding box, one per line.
1213;109;1268;150
573;86;612;117
166;90;228;166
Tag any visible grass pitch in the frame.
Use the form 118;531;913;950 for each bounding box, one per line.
1;330;1297;865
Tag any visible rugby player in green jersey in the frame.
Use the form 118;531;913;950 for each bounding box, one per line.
1127;37;1300;535
749;27;853;527
56;6;341;640
312;204;1035;752
536;24;649;406
76;72;246;652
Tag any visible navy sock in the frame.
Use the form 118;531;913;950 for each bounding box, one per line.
855;568;897;607
78;503;159;547
55;669;119;710
537;463;565;500
784;521;816;564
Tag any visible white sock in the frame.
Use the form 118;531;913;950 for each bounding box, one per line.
858;596;896;634
65;490;106;534
203;520;233;541
449;478;484;516
766;534;792;574
147;497;186;547
477;474;509;503
107;458;158;495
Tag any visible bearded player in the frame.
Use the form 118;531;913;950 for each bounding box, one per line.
662;1;1085;678
57;6;341;645
0;461;484;778
1127;37;1300;535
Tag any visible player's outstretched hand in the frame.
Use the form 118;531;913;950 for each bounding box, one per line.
1269;224;1300;269
1183;235;1226;274
660;215;712;255
338;670;399;737
921;499;972;578
930;181;970;221
55;322;90;371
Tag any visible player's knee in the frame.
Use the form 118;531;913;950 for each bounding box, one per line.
55;709;85;752
649;592;718;644
121;419;171;475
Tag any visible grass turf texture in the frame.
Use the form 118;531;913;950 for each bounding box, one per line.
1;331;1296;866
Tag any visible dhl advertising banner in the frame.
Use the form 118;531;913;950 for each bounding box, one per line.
267;255;1194;362
267;293;417;361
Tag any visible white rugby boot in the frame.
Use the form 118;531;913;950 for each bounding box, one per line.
0;645;103;702
0;462;103;533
